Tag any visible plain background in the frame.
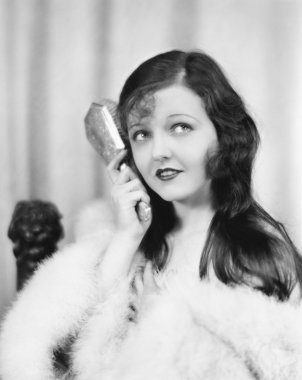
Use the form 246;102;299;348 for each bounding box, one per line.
0;0;301;318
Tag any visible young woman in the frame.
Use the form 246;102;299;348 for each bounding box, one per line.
1;50;302;380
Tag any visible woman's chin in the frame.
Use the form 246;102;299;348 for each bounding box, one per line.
155;190;191;203
154;187;212;206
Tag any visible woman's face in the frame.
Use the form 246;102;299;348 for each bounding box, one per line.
128;84;218;205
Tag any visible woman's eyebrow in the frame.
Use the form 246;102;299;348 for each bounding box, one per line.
168;113;200;122
128;123;142;131
128;118;151;130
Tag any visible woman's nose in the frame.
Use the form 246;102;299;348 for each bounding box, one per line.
151;133;171;161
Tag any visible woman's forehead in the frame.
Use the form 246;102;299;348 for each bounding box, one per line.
128;85;203;127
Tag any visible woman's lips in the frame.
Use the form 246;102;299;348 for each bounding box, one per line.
155;168;183;181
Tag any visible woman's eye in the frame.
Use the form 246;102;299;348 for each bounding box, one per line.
171;123;192;134
131;130;149;142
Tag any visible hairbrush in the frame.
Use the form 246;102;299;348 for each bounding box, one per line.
84;99;125;166
84;99;151;223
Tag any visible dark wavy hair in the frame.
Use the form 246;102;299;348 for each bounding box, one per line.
118;50;302;301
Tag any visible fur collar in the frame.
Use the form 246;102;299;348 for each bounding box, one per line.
1;199;302;380
71;268;302;379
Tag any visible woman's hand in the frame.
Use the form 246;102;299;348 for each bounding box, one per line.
98;150;152;289
107;149;152;241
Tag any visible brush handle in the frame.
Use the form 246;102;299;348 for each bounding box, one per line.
136;201;152;223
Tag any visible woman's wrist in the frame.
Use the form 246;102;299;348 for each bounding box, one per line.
97;230;142;292
114;226;145;243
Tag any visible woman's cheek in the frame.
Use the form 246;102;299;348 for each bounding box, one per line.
132;151;147;178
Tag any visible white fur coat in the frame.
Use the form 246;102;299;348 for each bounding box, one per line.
1;200;302;380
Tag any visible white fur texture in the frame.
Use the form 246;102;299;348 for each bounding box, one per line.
70;272;302;380
1;200;302;379
0;228;114;380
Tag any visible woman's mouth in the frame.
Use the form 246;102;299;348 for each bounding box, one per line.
155;168;183;181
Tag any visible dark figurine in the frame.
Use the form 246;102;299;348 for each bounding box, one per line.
8;200;64;291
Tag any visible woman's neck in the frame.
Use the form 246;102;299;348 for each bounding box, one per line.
160;201;214;275
172;200;215;237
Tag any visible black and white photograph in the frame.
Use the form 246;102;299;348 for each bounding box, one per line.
0;0;302;378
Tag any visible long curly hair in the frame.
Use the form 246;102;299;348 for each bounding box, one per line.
118;50;302;301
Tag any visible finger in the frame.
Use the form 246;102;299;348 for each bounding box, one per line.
107;149;127;171
121;164;141;181
111;179;147;203
121;190;150;208
107;150;128;182
115;179;144;194
114;165;138;185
